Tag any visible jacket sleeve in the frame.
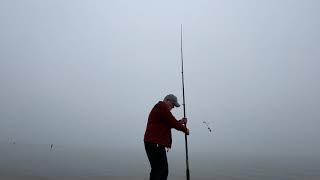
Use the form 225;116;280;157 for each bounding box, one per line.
161;109;188;133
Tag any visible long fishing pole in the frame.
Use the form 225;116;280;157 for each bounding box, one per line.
180;24;190;180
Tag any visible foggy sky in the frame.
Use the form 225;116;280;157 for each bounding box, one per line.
1;0;319;156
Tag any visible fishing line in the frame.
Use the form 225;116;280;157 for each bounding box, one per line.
202;121;212;132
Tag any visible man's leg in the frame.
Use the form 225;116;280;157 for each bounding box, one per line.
145;142;168;180
158;145;168;180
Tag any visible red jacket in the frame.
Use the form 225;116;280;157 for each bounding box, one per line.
144;101;188;148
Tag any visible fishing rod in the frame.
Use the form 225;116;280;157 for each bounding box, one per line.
180;24;190;180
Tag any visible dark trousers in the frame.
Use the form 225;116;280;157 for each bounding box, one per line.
144;142;168;180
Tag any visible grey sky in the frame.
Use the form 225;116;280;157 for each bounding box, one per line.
1;0;319;156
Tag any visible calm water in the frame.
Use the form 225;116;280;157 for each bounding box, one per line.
1;143;319;180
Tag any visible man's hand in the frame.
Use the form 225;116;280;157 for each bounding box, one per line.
179;117;187;125
179;118;189;135
186;128;190;135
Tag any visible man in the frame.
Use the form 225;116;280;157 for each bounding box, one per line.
144;94;190;180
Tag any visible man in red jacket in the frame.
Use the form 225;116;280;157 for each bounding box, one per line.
144;94;190;180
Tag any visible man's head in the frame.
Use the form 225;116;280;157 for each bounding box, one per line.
163;94;180;110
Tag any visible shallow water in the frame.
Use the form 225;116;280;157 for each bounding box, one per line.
1;143;319;180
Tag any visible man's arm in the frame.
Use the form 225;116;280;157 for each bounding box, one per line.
162;110;188;134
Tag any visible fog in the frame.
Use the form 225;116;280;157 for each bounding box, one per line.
1;0;319;156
